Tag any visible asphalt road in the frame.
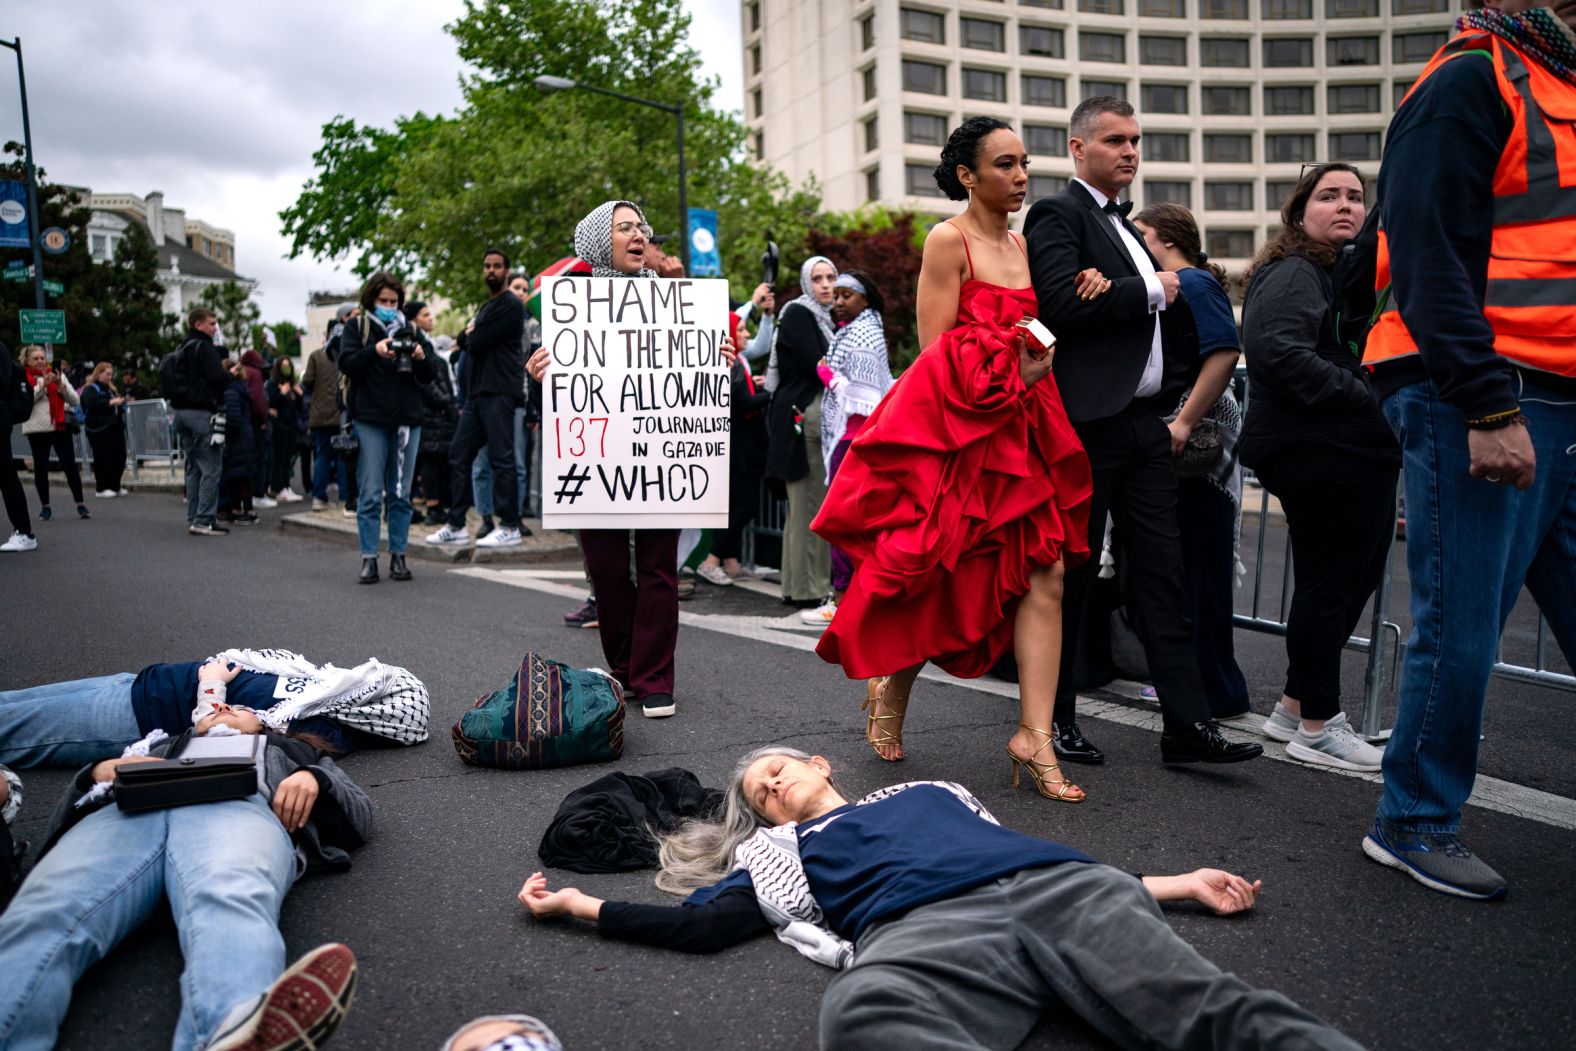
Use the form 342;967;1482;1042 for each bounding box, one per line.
2;492;1572;1051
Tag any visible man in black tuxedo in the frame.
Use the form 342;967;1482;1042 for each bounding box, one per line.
1024;96;1261;767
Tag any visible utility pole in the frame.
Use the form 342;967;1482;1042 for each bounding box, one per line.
1;37;46;312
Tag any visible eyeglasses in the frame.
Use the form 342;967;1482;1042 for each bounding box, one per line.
614;221;654;239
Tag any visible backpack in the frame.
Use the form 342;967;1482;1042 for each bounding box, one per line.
451;652;625;770
158;339;210;408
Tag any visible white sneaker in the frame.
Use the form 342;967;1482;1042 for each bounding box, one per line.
95;489;116;498
475;526;522;548
0;531;37;551
312;498;327;511
278;487;304;503
696;563;733;586
426;524;471;545
1285;713;1386;772
800;600;838;626
116;489;130;496
253;495;278;509
1261;702;1300;742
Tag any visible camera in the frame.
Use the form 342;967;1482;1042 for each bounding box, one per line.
388;332;418;374
210;410;226;447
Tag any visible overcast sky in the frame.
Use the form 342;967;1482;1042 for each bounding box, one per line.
1;0;744;325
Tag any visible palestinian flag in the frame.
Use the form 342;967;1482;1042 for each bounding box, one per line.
528;256;592;319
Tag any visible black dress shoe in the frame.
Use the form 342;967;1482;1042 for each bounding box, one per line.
358;557;379;585
389;553;412;581
1052;722;1106;765
1161;722;1264;765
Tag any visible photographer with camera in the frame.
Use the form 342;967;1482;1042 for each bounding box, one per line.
337;272;435;584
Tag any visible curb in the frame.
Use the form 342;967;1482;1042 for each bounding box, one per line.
279;511;579;565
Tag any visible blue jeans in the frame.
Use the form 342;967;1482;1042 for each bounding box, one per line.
354;421;421;557
311;425;352;503
173;408;221;527
0;672;141;768
0;794;295;1051
1377;380;1576;836
513;406;534;518
471;454;495;518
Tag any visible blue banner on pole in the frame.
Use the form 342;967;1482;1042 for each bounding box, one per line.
687;208;721;277
0;180;29;248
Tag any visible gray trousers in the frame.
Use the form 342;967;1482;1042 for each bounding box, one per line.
820;864;1364;1051
781;392;831;603
173;408;221;527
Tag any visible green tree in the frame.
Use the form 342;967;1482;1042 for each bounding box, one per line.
197;280;260;354
268;320;303;360
281;0;820;312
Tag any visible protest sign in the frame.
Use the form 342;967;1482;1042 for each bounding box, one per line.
541;275;731;529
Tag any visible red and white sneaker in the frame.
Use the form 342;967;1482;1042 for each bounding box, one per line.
207;943;358;1051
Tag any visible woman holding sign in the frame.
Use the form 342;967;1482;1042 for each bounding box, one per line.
813;117;1108;803
527;201;735;721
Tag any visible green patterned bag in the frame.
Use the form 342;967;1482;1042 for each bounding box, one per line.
452;653;625;769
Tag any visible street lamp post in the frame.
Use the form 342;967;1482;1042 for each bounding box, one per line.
0;37;46;313
534;75;688;272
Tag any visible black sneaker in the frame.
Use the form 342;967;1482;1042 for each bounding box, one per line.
1361;822;1508;900
76;504;91;519
641;693;677;719
563;596;598;628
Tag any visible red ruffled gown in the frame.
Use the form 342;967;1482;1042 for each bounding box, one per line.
811;280;1093;679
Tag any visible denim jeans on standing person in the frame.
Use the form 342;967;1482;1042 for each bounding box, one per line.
1376;379;1576;838
0;673;141;768
514;405;533;518
0;794;295;1051
173;408;221;527
310;425;343;502
354;421;421;558
471;454;495;518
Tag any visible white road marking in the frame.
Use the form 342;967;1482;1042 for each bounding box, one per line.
456;566;1576;833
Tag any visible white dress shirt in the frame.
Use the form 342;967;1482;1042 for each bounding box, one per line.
1074;177;1166;399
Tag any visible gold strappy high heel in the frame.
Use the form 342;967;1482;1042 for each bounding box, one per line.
1008;725;1085;803
860;677;908;762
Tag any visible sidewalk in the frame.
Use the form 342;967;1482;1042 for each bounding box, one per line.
281;505;577;564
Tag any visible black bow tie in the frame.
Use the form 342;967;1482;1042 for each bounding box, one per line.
1103;200;1134;219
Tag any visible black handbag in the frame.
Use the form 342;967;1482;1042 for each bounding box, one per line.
115;733;264;813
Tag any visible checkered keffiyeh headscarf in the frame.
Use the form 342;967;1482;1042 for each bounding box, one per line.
574;200;657;279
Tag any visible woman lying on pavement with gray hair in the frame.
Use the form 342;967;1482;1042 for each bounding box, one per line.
518;745;1365;1051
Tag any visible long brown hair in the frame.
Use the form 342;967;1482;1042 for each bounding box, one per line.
1245;162;1365;285
1132;202;1228;290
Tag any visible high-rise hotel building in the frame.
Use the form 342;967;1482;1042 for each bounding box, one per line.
740;0;1467;268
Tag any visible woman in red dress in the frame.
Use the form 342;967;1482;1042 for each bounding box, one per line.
812;118;1107;802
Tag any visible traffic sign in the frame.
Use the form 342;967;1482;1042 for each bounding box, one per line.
42;279;62;295
19;308;65;343
1;268;28;283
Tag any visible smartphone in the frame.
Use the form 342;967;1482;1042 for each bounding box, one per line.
1015;317;1055;355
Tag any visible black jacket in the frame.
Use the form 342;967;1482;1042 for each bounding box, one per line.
222;378;257;481
420;352;459;451
764;304;827;482
170;330;231;411
80;382;123;434
1239;255;1401;468
336;317;436;427
266;379;302;432
1024;181;1195;423
731;357;770;477
463;293;527;402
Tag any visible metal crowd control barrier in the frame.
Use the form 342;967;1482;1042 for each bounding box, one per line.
9;398;180;482
742;479;787;571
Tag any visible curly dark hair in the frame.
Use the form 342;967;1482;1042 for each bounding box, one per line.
838;268;886;317
1245;163;1365;285
932;116;1013;201
358;271;406;313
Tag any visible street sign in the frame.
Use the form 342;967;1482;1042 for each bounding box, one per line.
42;279;63;295
39;227;69;254
5;258;23;268
1;268;28;283
19;308;65;343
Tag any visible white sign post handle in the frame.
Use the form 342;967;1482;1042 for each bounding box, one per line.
540;276;732;530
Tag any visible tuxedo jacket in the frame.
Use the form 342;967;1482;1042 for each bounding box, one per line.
1024;180;1197;425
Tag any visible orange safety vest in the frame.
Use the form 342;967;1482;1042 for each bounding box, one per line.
1366;30;1576;382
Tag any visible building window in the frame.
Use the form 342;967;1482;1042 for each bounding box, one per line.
863;66;877;100
91;233;109;261
1393;79;1415;108
900;8;946;45
1142;83;1189;114
1145;131;1190;162
1331;130;1381;160
1080;32;1127;63
1021;0;1065;7
1263;38;1314;67
1266;179;1300;208
1020;25;1065;57
905;111;951;145
961;18;1006;51
751;87;763;118
1327;0;1377;15
1328;36;1379;65
1265;132;1317;163
1328;82;1381;113
1029;174;1063;199
1394;31;1447;63
1202;85;1252;115
963;67;1008;102
1023;73;1068;107
1140;0;1186;15
902;60;947;95
860;17;874;52
1200;37;1250;67
1265;85;1315;115
906;163;946;197
1201;0;1248;17
867;168;881;202
1262;0;1312;17
1145;180;1193;207
1206;181;1255;210
750;44;762;76
752;131;764;160
864;117;879;152
1077;0;1125;12
1393;0;1447;12
1205;133;1253;163
747;1;760;34
1206;229;1256;258
1140;36;1188;65
1024;123;1069;156
1082;79;1128;100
